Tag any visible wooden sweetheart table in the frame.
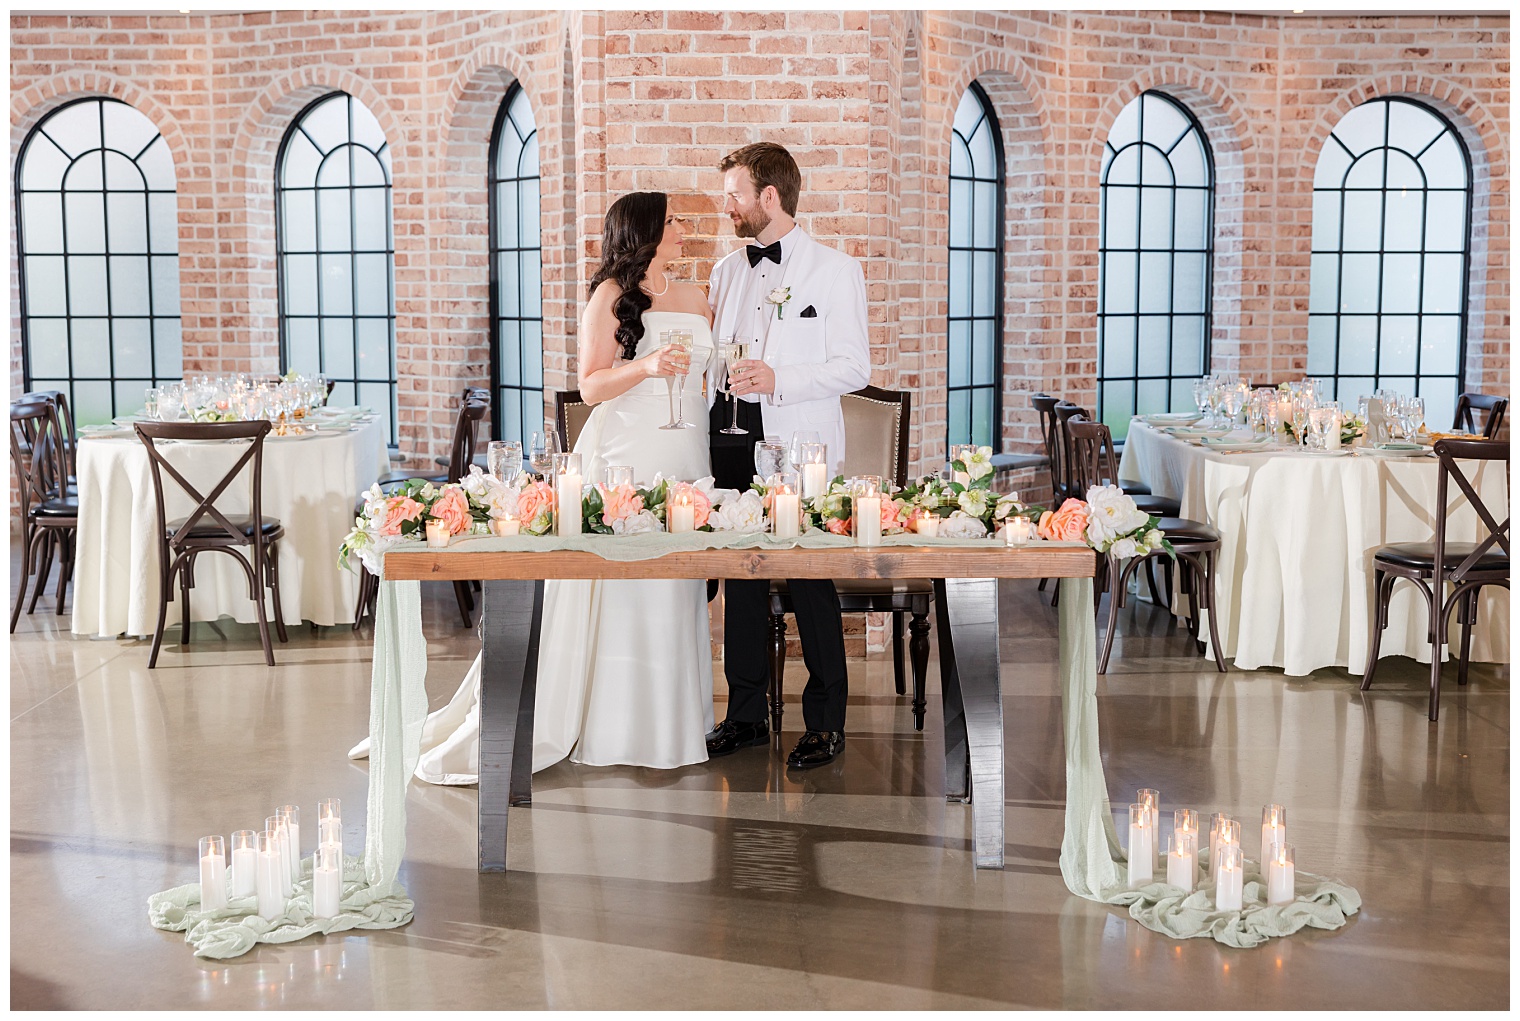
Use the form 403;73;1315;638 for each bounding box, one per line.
382;542;1100;873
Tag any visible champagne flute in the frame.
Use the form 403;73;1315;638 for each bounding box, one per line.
719;337;751;435
661;330;697;430
656;330;681;430
528;430;558;479
489;440;523;486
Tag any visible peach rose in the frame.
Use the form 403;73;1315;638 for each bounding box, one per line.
881;498;908;534
1037;497;1091;542
379;495;424;537
430;486;473;536
515;480;555;526
598;483;645;524
689;486;712;529
825;515;851;535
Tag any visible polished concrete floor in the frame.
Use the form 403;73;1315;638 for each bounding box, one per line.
10;561;1509;1009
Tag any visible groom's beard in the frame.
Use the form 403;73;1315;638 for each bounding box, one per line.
730;209;771;239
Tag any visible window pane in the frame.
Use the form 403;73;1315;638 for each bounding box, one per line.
148;193;179;253
1103;253;1137;314
1378;315;1418;375
972;320;996;386
320;255;353;315
1137;316;1169;371
112;318;153;377
65;193;107;253
948;321;970;388
1171;318;1205;377
25;256;67;316
1383;188;1423;251
109;256;152;316
69;257;109;315
1421;254;1463;314
353;189;388;251
1381;254;1422;315
1419;317;1460;376
1102;318;1135;379
1339;254;1380;313
1341;192;1383;250
150;255;179;315
1103;186;1138;250
357;319;390;380
1419;132;1466;189
1138;252;1171;313
1306;315;1336;374
1175;190;1208;249
28;320;69;377
322;318;355;378
106;192;149;253
497;321;521;386
72;319;110;377
1139;187;1173;249
354;253;390;316
1338;317;1377;375
153;318;182;379
22;194;64;253
1310;191;1341;252
972;182;997;247
971;252;996;316
523;321;543;388
1425;192;1467;252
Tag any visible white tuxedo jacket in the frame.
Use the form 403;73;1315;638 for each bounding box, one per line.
706;227;870;475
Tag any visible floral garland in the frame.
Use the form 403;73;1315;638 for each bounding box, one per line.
894;445;1038;538
1036;484;1173;559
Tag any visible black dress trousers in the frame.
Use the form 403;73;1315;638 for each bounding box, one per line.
709;393;849;733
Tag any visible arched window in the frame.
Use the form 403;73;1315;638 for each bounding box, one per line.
1098;91;1214;438
16;97;182;426
276;92;396;443
1308;97;1470;427
489;83;542;444
947;81;1003;450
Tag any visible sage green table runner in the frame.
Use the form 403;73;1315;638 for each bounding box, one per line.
150;535;1356;957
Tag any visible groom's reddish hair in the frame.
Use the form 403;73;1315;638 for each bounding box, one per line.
719;142;800;217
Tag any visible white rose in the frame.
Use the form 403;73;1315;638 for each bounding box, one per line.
487;487;518;521
710;489;765;532
1085;484;1150;541
361;483;388;523
957;488;989;518
460;465;491;500
938;511;989;539
611;509;660;535
767;286;790;304
1109;536;1138;560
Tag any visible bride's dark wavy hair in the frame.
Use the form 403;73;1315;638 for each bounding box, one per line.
587;191;668;360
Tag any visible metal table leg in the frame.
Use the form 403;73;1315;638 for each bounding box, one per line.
940;577;1004;869
478;578;544;872
934;578;969;802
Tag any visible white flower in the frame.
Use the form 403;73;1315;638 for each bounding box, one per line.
611;509;660;535
460;465;492;501
709;489;766;532
993;493;1023;521
486;486;518;521
418;481;437;501
765;286;792;318
965;446;995;481
360;483;388;524
957;488;989;519
938;511;989;539
1109;536;1138;560
1084;484;1150;549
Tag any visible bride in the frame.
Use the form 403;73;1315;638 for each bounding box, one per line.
352;192;717;780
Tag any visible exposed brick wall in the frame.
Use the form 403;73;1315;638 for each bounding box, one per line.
9;10;1510;480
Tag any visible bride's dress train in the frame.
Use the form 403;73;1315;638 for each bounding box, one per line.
350;309;717;781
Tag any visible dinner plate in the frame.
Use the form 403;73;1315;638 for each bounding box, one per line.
79;426;133;438
1142;412;1202;426
267;429;320;441
1202;437;1269;451
1168;426;1232;439
1293;448;1351;457
1358;444;1430;458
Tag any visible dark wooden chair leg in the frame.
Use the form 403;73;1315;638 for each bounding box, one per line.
452;580;474;627
55;530;75;615
249;553;275;667
891;612;907;695
28;531;55;614
768;611;787;735
352;567;372;631
1429;589;1447;723
1360;569;1394;691
267;541;289;644
148;559;175;669
11;526;38;633
1098;556;1125;674
1457;588;1478;686
1202;548;1226;672
908;609;931;731
179;554;194;646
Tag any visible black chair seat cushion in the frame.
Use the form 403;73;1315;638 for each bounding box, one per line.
166;515;283;539
1130;493;1180;517
1155;516;1222;545
1374;542;1509;573
34;497;79;517
1121;481;1153;496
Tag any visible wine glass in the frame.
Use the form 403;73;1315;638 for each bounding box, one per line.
528;430;559;479
754;441;786;481
719;337;751;435
1404;395;1426;441
661;330;698;430
1192;379;1210;421
1291;394;1311;448
1222;386;1245;429
489;440;523;486
144;387;160;420
787;430;821;472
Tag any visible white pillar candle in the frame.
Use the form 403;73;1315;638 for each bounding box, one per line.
1138;789;1160;864
230;830;258;898
802;461;829;499
771;492;801;538
317;798;341;848
854;496;881;546
1260;804;1287;864
1127;803;1154;887
1211;817;1240;878
668;495;696;533
198;836;228;911
1266;842;1296;906
1215;844;1244;911
490;515;519;536
1327;411;1342;449
256;831;283;921
915;512;939;538
556;473;582;536
1167;829;1197;890
267;815;293;896
279;805;300;880
425;519;449;548
312;844;343;919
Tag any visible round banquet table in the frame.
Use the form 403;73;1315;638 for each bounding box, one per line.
1117;422;1509;675
70;417;391;637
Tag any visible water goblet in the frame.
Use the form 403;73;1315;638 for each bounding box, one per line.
754;441;786;481
787;430;821;472
603;465;634;488
144;387;160;420
528;430;559;479
489;440;523;485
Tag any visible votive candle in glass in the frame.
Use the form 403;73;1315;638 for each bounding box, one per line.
770;474;801;539
1005;515;1033;546
490;514;519;537
1215;843;1244;911
1208;812;1232;873
312;843;343;919
799;442;829;499
198;836;228;911
668;484;697;534
266;815;293;896
603;464;634;488
256;830;283;920
230;829;258;898
1260;804;1287;864
1127;803;1154;887
853;478;881;547
425;519;450;548
1166;829;1197;890
1175;808;1199;844
278;805;300;877
1266;842;1296;906
317;798;342;847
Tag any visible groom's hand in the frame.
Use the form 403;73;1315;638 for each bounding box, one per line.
730;358;775;397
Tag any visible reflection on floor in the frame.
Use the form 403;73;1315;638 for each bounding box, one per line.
9;563;1509;1009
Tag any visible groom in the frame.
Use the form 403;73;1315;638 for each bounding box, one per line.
704;142;871;769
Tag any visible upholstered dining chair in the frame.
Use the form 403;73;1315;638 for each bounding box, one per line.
354;395;490;629
766;386;935;731
554;390;594;452
1067;416;1226;674
10;398;79;632
135;420;288;667
1361;438;1509;721
1453;393;1508;440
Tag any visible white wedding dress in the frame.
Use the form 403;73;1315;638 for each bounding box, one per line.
349;310;717;781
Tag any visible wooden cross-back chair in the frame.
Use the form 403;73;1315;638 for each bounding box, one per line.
10;398;79;631
134;420;289;667
1453;393;1507;439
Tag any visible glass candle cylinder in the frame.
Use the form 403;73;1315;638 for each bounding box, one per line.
198;835;228;911
256;830;284;921
490;515;519;537
278;805;300;878
1137;789;1160;863
1174;808;1199;844
1260;804;1287;864
1127;803;1154;887
668;484;697;534
1215;844;1244;911
915;511;940;538
1208;812;1232;873
312;843;343;919
799;442;829;499
554;452;583;537
603;464;634;488
1166;829;1197;890
317;798;342;847
230;829;259;898
1266;842;1296;906
770;475;801;539
951;444;975;487
1213;818;1241;879
1005;515;1032;546
266;815;293;896
853;478;882;547
425;519;450;548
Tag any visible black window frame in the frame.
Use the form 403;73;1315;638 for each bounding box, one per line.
487;81;543;445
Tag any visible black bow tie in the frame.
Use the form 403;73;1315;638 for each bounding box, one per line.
746;241;782;267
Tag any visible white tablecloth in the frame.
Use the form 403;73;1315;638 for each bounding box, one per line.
1118;423;1508;675
71;419;390;637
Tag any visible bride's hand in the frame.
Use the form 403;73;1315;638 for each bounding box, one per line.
642;345;690;378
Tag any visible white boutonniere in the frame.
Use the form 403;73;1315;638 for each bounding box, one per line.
766;286;792;319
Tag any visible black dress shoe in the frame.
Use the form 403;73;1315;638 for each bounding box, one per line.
705;718;769;757
786;730;844;769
